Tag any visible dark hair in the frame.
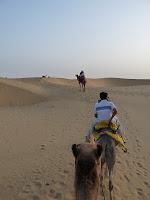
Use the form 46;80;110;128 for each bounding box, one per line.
99;92;108;100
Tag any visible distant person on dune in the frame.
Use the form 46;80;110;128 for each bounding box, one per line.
79;70;86;81
80;70;85;77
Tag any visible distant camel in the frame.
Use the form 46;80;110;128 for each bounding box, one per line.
96;134;116;200
72;143;102;200
75;74;86;92
42;75;48;78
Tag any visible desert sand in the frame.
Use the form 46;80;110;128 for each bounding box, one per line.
0;77;150;200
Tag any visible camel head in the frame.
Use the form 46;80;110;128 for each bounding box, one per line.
72;143;102;176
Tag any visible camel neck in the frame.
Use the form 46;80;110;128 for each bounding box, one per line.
75;169;99;200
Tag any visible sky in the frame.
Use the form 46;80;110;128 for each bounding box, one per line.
0;0;150;79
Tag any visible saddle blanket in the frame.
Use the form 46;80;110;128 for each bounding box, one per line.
93;120;127;152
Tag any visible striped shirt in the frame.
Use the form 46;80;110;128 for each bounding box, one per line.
94;99;116;123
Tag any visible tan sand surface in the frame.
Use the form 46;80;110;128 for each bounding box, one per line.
0;77;150;200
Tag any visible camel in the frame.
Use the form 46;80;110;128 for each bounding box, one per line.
72;143;102;200
96;134;116;200
75;74;86;92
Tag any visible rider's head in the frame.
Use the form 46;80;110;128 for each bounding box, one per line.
99;92;108;100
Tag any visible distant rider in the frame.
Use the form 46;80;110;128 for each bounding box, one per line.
79;70;85;80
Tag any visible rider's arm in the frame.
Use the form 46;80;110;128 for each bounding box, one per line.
94;113;98;118
93;102;98;118
109;108;117;123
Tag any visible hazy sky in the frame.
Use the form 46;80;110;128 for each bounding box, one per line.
0;0;150;78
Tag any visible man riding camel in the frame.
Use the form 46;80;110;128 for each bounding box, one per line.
86;92;126;151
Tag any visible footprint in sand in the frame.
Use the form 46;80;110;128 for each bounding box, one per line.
137;162;147;172
30;194;41;200
49;135;56;142
136;140;141;148
144;181;150;188
137;162;143;168
124;175;130;182
40;144;46;150
117;160;121;164
137;147;141;152
51;179;56;184
143;170;148;177
22;184;32;194
59;169;69;178
49;189;62;200
135;139;142;152
136;188;144;196
33;169;41;175
136;168;148;178
59;181;67;188
21;180;52;200
136;170;141;176
63;169;69;174
68;162;74;167
32;181;42;190
19;184;42;200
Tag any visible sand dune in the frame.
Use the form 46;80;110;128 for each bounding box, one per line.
19;77;150;87
40;77;150;87
0;77;150;200
87;78;150;87
0;78;48;106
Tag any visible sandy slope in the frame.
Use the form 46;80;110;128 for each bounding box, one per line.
0;77;150;200
0;78;48;106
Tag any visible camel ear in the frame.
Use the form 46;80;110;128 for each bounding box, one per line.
96;144;102;158
72;144;79;158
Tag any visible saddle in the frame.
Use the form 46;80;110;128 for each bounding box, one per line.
93;120;127;152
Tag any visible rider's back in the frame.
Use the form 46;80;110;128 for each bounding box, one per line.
94;100;116;123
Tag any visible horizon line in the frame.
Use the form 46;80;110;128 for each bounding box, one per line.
0;75;150;81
